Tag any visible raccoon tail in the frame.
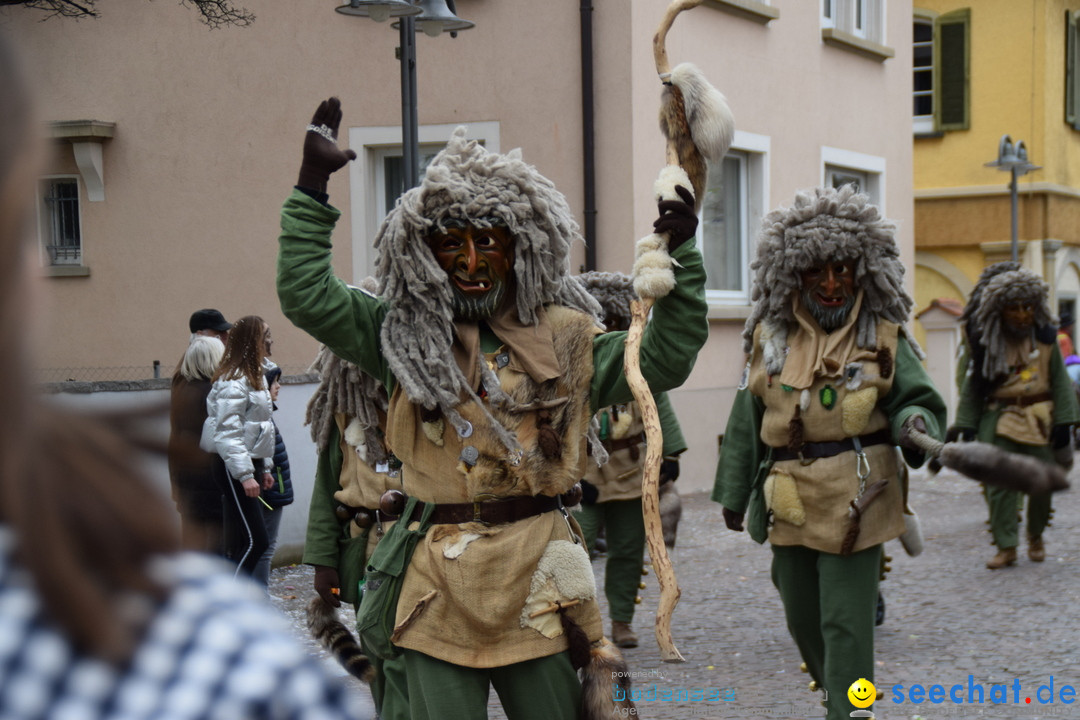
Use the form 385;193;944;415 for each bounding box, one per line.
580;637;636;720
305;596;375;684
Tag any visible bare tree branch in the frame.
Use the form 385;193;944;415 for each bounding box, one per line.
0;0;255;27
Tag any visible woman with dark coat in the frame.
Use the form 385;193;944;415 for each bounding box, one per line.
168;335;226;554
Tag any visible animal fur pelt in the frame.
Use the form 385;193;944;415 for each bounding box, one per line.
658;62;734;211
305;597;375;684
659;481;682;549
580;638;637;720
938;441;1069;494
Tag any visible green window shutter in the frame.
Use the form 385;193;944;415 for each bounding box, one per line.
1067;10;1080;130
934;8;970;132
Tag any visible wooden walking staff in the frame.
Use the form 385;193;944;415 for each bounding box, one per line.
625;0;734;663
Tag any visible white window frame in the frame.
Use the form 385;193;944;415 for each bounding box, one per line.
824;0;884;45
701;130;769;309
822;0;835;28
913;13;935;134
347;122;500;284
821;146;885;211
37;174;84;268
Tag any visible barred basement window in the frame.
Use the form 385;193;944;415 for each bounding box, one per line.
40;178;82;266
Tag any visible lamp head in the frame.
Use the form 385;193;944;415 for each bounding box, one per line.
335;0;422;23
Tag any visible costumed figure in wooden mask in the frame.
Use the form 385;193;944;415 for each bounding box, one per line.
953;266;1079;569
712;184;946;720
277;97;708;720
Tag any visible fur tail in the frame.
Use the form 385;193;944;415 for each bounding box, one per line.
580;638;637;720
939;441;1069;494
305;596;375;684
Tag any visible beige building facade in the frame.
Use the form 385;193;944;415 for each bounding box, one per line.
4;0;915;493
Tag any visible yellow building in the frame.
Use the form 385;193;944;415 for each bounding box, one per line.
914;0;1080;345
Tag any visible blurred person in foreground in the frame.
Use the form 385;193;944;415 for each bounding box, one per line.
0;36;371;719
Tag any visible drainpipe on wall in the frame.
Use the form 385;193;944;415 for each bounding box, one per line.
580;0;597;272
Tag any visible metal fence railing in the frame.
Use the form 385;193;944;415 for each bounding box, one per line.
34;364;317;386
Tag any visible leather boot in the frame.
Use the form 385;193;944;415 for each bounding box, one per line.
986;547;1017;570
1028;535;1046;562
611;621;638;649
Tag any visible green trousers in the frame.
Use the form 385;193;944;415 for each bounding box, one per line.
401;649;580;720
985;438;1054;549
771;544;882;720
371;654;410;720
575;498;645;623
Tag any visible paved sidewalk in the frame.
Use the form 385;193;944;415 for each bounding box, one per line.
270;462;1080;719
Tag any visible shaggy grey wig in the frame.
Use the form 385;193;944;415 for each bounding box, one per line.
578;271;636;331
970;268;1054;382
373;127;601;450
305;343;389;464
743;185;913;369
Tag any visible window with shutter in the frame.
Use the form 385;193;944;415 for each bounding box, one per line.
934;8;970;132
914;14;935;134
1065;10;1080;130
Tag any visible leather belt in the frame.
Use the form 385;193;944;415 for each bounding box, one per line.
393;494;563;526
334;504;397;529
771;428;892;463
603;432;646;454
991;391;1052;408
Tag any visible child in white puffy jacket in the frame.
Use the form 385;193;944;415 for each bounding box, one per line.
202;315;276;578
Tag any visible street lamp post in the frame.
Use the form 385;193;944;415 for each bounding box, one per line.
335;0;474;191
984;134;1041;263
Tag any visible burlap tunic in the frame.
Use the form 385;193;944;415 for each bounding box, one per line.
714;321;946;554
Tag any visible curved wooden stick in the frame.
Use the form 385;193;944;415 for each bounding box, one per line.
625;296;684;663
652;0;705;79
622;0;709;667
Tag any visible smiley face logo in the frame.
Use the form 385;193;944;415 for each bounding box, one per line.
847;678;876;709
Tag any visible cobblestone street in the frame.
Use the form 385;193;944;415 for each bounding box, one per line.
270;462;1080;719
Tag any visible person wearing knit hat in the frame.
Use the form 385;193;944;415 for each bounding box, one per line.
712;185;946;720
573;271;686;650
277;97;708;719
952;266;1079;569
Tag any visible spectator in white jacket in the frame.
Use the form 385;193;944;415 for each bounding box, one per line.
203;315;276;579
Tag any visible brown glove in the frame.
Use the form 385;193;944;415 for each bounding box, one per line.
898;414;928;453
313;564;341;608
297;97;357;194
653;185;698;251
722;507;744;532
